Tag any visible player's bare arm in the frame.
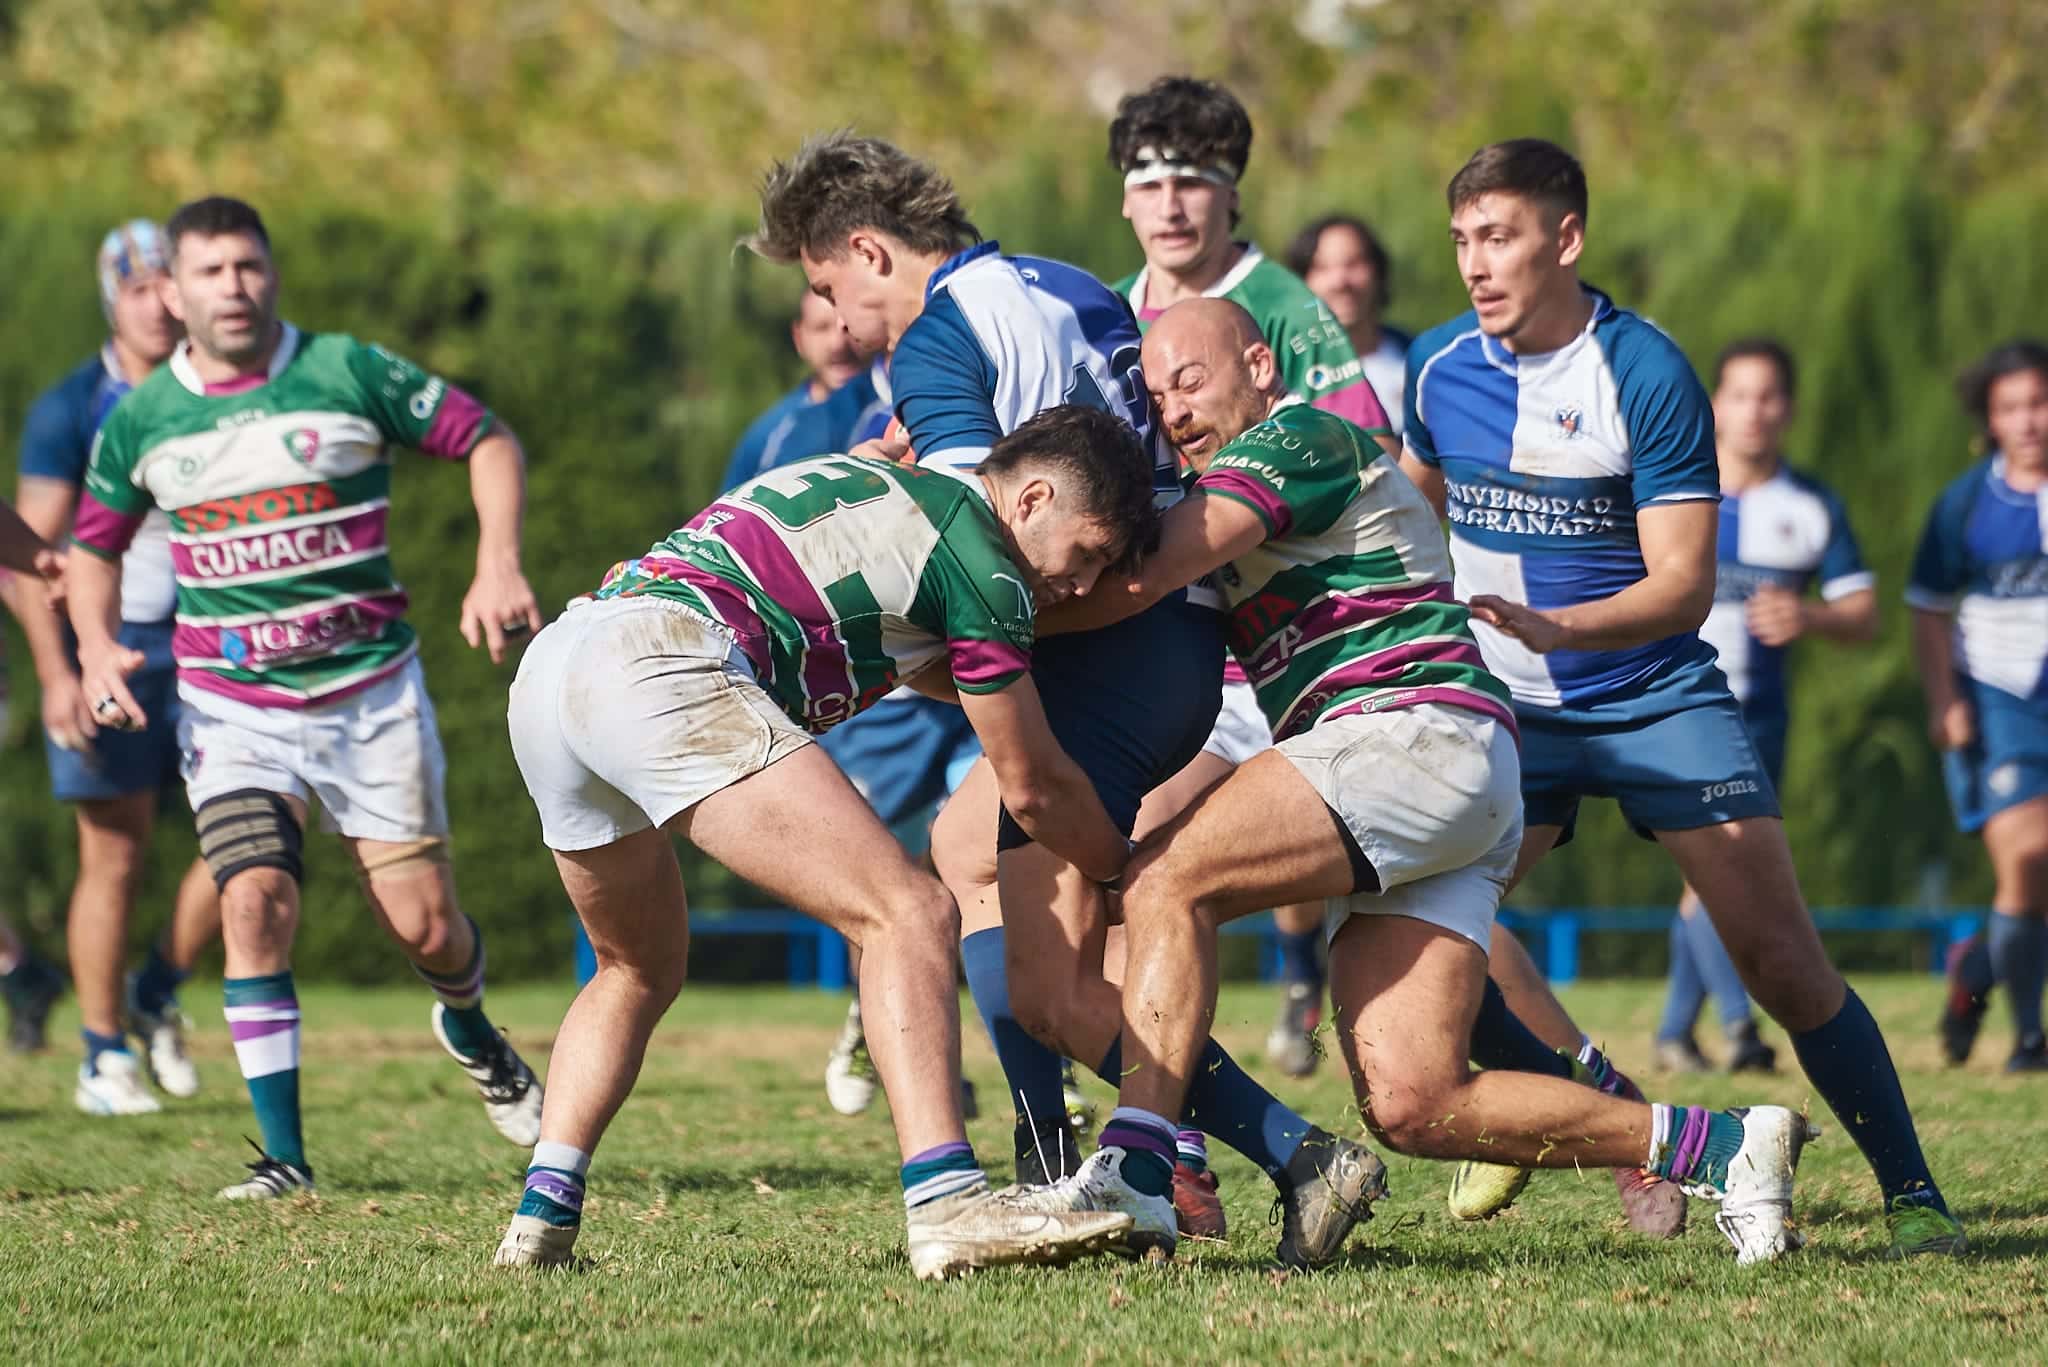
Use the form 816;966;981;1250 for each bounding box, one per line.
1746;582;1878;648
4;475;96;749
1471;499;1717;653
1909;605;1973;751
957;677;1129;884
459;427;543;662
62;543;148;731
1038;492;1266;637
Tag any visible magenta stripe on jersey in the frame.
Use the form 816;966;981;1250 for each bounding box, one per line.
1312;376;1391;434
73;491;145;557
1198;468;1293;536
950;637;1031;690
1239;583;1453;674
420;385;490;460
173;591;408;669
1274;648;1496;739
172;504;389;581
178;652;411;711
1310;686;1520;740
710;505;853;712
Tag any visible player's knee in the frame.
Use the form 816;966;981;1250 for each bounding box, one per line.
1120;853;1215;931
853;875;957;951
1355;1077;1457;1159
591;942;688;1003
197;789;304;892
928;802;992;899
218;870;298;953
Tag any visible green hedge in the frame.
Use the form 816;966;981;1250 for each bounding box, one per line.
2;155;2038;978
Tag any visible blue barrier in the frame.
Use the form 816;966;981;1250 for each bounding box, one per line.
579;906;1992;989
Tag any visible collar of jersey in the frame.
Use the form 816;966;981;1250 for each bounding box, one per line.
925;242;1002;299
1126;242;1264;314
1476;286;1614;371
1987;452;2048;507
168;322;302;396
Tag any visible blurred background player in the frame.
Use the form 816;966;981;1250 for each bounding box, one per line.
720;290;878;489
0;508;70;1044
68;196;547;1196
1911;338;2048;1074
1;220;223;1112
1106;79;1397;1101
1287;212;1411;439
1656;338;1876;1074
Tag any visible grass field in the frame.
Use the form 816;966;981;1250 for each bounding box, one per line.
3;973;2043;1363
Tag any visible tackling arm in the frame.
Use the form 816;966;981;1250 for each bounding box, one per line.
1037;492;1267;637
957;677;1129;883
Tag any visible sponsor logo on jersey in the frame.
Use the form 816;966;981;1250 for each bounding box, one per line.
175;481;341;532
1555;405;1584;439
283;428;321;465
236;602;385;665
408;377;447;421
991;572;1035;618
185;522;359;579
1304;358;1363;391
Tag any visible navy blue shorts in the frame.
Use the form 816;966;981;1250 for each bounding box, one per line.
1741;702;1789;791
820;692;981;852
43;619;183;804
996;596;1225;851
1521;688;1781;847
1942;679;2048;834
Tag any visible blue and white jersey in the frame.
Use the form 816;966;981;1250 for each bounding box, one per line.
850;354;894;445
1701;467;1872;712
1404;287;1721;713
719;366;881;493
1907;454;2048;702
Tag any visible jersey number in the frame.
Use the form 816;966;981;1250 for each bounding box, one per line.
1063;345;1148;432
743;466;891;531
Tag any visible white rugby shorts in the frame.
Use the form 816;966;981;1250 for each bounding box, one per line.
508;595;811;851
1275;702;1523;951
177;655;449;842
1201;677;1274;766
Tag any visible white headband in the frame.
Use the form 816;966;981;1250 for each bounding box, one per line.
1122;144;1239;190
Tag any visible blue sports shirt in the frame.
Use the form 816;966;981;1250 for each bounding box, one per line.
719;366;881;493
1701;467;1871;714
1404;287;1722;712
1907;454;2048;702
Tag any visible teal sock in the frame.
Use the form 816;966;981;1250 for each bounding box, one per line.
1175;1130;1209;1174
900;1141;983;1211
518;1141;589;1228
415;915;497;1059
225;972;307;1172
1647;1104;1744;1190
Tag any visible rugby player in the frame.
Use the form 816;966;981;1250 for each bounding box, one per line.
0;512;69;1048
1911;339;2048;1074
491;406;1149;1278
749;133;1384;1266
1287;212;1411;440
1655;338;1874;1075
1398;140;1964;1256
1017;297;1817;1268
67;196;547;1198
1106;77;1400;1221
4;221;222;1113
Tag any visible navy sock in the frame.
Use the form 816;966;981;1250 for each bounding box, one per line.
1094;1036;1310;1180
1988;913;2047;1043
133;941;188;1017
959;928;1066;1129
1656;914;1706;1043
1276;928;1323;991
82;1028;128;1070
1789;987;1945;1212
1469;977;1573;1077
1951;932;1995;999
1681;907;1754;1030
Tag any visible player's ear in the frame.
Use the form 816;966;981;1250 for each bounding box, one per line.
848;230;889;277
1245;341;1277;393
1554;211;1586;269
158;274;186;324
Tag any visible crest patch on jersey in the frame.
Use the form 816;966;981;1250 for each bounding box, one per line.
282;428;321;465
1554;405;1584;439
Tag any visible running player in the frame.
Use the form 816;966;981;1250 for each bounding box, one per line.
1399;140;1964;1255
1018;298;1817;1269
1911;338;2048;1074
1656;338;1875;1075
5;220;222;1113
491;407;1150;1277
0;512;70;1046
753;132;1379;1265
1106;80;1399;1214
67;196;546;1198
1287;212;1411;439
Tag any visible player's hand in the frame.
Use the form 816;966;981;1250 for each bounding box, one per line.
849;432;913;465
39;670;98;751
1468;594;1569;654
1931;697;1975;752
1745;585;1808;647
76;640;149;733
460;560;544;664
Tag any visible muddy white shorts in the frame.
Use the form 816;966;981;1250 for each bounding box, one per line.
1201;677;1274;766
177;655;449;842
508;595;812;851
1274;702;1523;951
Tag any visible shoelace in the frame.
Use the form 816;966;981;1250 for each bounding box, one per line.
238;1137;303;1193
474;1036;531;1104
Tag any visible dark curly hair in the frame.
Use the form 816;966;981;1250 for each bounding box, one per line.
982;406;1159;573
1958;338;2048;434
746;131;981;265
1106;76;1253;182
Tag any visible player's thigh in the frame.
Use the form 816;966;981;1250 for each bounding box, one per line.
1981;794;2048;904
551;826;690;972
1656;817;1837;1017
176;686;313;817
1595;696;1780;840
930;755;1001;897
307;659;451;843
1131;749;1234;842
1124;749;1357;925
1329;912;1487;1117
678;743;942;942
75;789;159;873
